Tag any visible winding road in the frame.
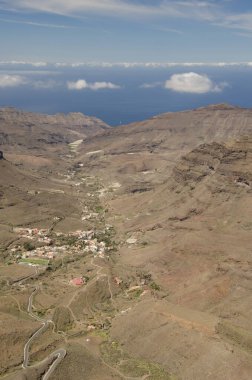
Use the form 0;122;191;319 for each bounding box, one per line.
21;252;112;379
22;287;66;378
41;349;67;380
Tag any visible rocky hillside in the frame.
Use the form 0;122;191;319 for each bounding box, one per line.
79;104;252;153
104;135;252;380
164;136;252;216
75;104;252;188
0;107;110;166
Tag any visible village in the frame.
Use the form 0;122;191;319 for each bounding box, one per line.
10;226;114;267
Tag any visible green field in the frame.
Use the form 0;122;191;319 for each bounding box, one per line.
19;258;49;266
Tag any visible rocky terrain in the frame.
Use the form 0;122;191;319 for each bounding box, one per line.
0;107;110;169
0;104;252;380
76;103;252;179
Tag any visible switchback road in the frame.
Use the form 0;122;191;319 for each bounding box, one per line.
22;286;66;378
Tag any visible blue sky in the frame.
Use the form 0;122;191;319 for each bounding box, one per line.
0;0;252;62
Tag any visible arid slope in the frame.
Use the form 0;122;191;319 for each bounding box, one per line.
77;103;252;187
0;104;252;380
106;136;252;380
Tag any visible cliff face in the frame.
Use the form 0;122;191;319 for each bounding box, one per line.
171;137;252;190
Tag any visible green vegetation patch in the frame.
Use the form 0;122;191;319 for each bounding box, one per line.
53;234;80;247
150;281;161;291
19;258;49;266
94;227;118;252
90;329;109;340
35;309;47;317
101;341;126;366
95;206;104;213
129;289;143;299
101;341;172;379
53;306;74;332
120;359;171;379
217;322;252;353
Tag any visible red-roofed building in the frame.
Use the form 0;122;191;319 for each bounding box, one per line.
70;277;84;286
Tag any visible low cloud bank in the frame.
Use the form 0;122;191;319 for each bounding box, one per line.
1;61;252;69
0;74;57;89
0;72;227;94
0;74;26;88
0;75;120;91
67;79;121;90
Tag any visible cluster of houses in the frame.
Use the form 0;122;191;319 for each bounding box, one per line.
63;230;95;239
83;239;106;257
21;245;68;260
12;227;109;263
56;230;107;258
81;206;100;221
13;227;52;245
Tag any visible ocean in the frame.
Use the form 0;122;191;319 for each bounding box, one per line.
1;63;252;126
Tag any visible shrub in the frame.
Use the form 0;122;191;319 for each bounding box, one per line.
23;241;35;251
150;282;161;291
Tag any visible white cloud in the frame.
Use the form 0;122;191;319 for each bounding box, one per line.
1;0;181;18
0;74;27;88
164;72;227;94
90;81;121;90
0;74;59;89
0;60;48;67
1;60;246;69
30;62;48;67
52;61;252;69
218;13;252;32
0;0;229;30
1;61;246;69
3;1;252;34
67;79;121;90
0;17;73;29
0;1;232;22
67;79;88;90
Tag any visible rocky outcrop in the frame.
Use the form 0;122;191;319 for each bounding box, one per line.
144;135;252;224
171;137;252;191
